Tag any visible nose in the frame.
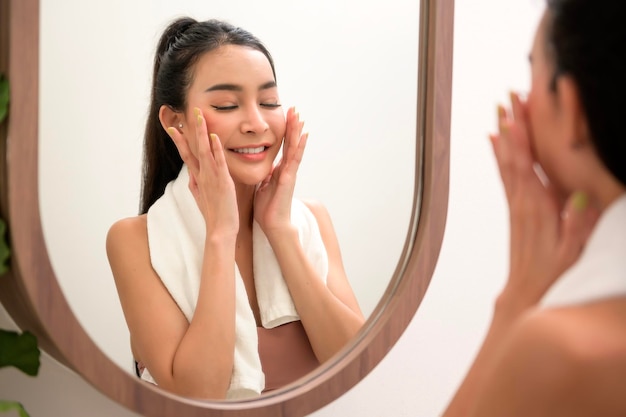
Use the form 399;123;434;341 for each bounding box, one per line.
240;105;269;135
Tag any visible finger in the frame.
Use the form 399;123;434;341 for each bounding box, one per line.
498;98;534;183
509;92;534;163
281;107;294;156
279;132;309;183
285;107;303;161
194;108;215;173
509;91;530;127
497;103;509;132
167;126;200;176
188;170;199;197
492;117;515;200
292;132;308;167
194;108;226;175
209;133;228;171
271;158;283;179
289;120;304;161
509;91;523;123
497;127;538;208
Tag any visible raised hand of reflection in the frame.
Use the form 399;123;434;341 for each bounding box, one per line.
168;108;239;237
490;92;598;310
254;107;308;236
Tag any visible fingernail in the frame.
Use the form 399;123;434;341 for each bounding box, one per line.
572;191;589;211
197;114;203;126
166;127;176;137
209;133;217;141
194;107;201;117
509;91;517;103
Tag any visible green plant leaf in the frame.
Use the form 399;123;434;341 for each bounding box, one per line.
0;330;40;376
0;74;8;124
0;401;30;417
0;218;10;275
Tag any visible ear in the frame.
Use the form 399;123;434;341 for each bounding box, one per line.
158;105;184;136
556;75;591;150
158;104;193;159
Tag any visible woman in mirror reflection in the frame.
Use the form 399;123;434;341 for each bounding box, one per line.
444;0;626;415
106;17;364;400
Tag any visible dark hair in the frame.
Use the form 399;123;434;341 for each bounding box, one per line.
545;0;625;186
139;18;277;214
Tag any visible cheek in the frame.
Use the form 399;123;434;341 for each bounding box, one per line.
268;112;286;139
526;97;540;152
526;91;562;186
526;91;550;160
202;113;226;136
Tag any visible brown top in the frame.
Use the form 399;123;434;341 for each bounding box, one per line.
257;321;320;393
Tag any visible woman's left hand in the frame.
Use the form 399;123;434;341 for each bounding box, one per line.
254;107;308;236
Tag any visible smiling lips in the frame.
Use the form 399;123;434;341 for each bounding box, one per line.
229;145;270;162
231;146;267;155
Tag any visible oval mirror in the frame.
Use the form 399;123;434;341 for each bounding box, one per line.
0;0;453;415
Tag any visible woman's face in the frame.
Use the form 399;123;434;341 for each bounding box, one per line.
184;45;285;186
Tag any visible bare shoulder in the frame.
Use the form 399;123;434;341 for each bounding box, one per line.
514;299;626;372
475;299;626;416
300;198;332;224
106;215;147;252
106;215;150;281
299;198;339;248
107;215;147;240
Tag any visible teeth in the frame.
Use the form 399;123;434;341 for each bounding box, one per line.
234;146;265;154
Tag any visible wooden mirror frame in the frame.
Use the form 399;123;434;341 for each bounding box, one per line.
0;0;454;415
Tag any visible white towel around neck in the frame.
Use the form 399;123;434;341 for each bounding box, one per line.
540;194;626;308
143;165;329;399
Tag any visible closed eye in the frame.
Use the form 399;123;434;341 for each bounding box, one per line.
261;103;282;109
211;105;238;111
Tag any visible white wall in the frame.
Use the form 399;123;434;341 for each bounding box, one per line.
0;1;544;416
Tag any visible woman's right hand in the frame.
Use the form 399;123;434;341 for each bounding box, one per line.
167;108;239;237
491;92;598;315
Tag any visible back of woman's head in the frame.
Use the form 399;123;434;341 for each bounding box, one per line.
140;18;276;214
545;0;625;186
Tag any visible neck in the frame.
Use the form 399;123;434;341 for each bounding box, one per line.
235;182;257;231
566;154;626;213
585;168;626;213
596;185;626;212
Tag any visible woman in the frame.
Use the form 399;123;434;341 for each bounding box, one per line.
443;0;626;415
106;18;364;400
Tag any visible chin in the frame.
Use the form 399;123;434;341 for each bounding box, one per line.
231;171;272;187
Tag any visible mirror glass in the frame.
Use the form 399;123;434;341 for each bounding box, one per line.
39;0;419;380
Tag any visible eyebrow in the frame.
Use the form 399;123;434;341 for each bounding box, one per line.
205;80;277;93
